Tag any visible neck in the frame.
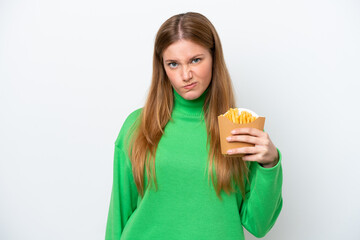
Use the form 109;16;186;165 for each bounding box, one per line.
172;87;209;117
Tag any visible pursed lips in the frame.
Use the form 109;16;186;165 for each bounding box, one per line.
184;82;196;87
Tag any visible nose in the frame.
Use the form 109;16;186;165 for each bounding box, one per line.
182;65;193;82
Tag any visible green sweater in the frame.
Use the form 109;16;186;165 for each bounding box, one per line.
105;88;283;240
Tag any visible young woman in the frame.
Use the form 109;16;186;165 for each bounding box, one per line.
105;12;282;240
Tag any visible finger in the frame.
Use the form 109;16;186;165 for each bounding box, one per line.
227;146;259;155
226;135;266;145
242;154;260;162
231;127;265;137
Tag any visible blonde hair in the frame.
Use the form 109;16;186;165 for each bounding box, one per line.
127;12;247;199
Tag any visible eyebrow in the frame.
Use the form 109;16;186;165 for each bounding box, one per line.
164;54;205;63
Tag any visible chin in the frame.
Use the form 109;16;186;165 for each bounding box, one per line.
182;91;201;100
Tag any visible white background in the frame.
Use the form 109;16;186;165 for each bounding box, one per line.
1;0;359;239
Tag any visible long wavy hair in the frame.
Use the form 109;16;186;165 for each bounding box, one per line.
127;12;248;199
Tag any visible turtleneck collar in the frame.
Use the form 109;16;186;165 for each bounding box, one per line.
172;87;209;117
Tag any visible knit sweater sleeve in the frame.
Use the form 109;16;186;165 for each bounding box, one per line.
239;148;283;238
105;108;142;240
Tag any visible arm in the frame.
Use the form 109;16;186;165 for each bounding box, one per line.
240;148;283;237
105;144;138;240
105;108;142;239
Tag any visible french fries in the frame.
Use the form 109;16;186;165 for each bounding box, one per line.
223;108;257;124
218;108;265;154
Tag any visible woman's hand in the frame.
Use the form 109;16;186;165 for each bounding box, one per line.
226;128;279;168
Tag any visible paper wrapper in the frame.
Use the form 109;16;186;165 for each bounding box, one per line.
218;109;265;157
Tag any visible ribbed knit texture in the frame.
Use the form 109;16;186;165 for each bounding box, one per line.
105;88;283;240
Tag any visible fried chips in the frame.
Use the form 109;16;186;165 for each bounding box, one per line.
223;108;257;124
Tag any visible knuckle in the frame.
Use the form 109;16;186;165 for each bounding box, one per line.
250;147;257;153
244;136;251;142
244;147;253;153
235;148;242;154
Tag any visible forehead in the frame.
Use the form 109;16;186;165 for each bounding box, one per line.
162;40;209;60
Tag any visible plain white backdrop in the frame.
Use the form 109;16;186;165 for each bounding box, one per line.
1;0;359;239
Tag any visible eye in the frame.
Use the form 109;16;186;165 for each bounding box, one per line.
192;58;201;64
168;62;178;68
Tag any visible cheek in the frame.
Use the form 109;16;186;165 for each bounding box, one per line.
164;69;178;85
199;63;212;81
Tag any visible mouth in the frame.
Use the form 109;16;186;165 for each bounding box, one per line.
184;82;197;89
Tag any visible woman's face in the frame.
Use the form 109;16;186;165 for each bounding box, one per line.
162;39;212;100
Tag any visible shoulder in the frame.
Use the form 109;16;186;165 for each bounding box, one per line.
114;107;143;147
121;107;143;131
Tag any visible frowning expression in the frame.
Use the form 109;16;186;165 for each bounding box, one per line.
162;39;213;100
